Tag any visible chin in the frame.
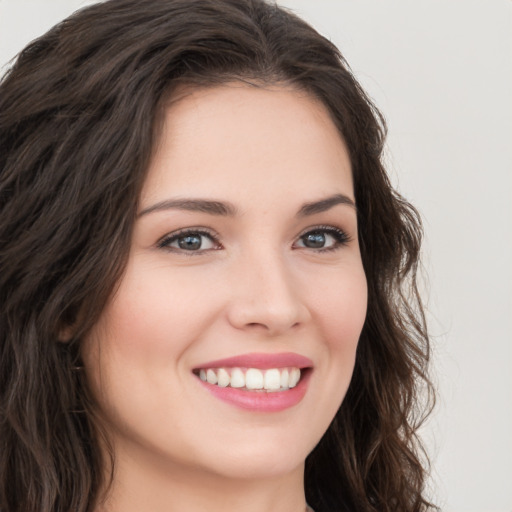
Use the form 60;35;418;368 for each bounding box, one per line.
188;429;314;481
206;452;306;481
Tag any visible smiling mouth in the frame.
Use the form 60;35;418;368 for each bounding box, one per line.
193;367;308;392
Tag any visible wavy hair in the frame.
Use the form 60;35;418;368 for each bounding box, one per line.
0;0;435;510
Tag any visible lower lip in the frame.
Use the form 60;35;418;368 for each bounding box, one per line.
196;370;311;412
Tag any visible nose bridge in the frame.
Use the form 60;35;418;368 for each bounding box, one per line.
227;242;308;335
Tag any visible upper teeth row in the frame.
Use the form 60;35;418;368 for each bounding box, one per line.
198;367;301;391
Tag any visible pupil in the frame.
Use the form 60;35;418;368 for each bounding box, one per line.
305;232;325;248
178;235;202;250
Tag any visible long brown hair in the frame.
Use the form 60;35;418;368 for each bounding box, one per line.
0;1;436;510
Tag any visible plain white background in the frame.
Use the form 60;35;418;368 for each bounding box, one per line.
1;1;511;511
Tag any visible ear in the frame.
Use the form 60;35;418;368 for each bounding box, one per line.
58;325;75;342
57;305;83;342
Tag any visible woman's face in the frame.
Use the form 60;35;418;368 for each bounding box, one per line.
82;84;367;481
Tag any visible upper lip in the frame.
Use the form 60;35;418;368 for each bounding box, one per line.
194;352;313;370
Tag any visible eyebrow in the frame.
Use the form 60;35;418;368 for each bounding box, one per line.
296;193;356;217
138;193;356;218
138;198;238;217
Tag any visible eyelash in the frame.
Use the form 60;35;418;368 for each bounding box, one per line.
156;225;351;254
157;228;221;254
296;225;351;253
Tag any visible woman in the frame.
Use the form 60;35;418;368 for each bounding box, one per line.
0;0;436;511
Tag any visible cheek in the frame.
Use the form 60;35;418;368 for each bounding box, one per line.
81;262;220;420
80;264;218;440
311;263;367;347
97;261;217;360
308;264;367;401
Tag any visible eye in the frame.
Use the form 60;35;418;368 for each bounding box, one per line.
157;229;220;253
295;226;350;251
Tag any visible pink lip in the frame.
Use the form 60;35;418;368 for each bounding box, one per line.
193;352;313;370
196;369;312;412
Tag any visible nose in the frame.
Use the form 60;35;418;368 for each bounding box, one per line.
226;249;311;337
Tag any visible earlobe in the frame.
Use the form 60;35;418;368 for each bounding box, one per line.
58;326;74;343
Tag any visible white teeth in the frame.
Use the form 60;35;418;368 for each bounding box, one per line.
264;369;281;390
289;368;301;388
230;368;245;388
280;368;289;389
217;368;230;387
245;368;264;390
206;369;217;385
197;367;303;391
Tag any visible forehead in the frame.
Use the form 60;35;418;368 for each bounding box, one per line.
141;83;353;209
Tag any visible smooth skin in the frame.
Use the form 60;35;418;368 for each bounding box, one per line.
82;84;368;512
